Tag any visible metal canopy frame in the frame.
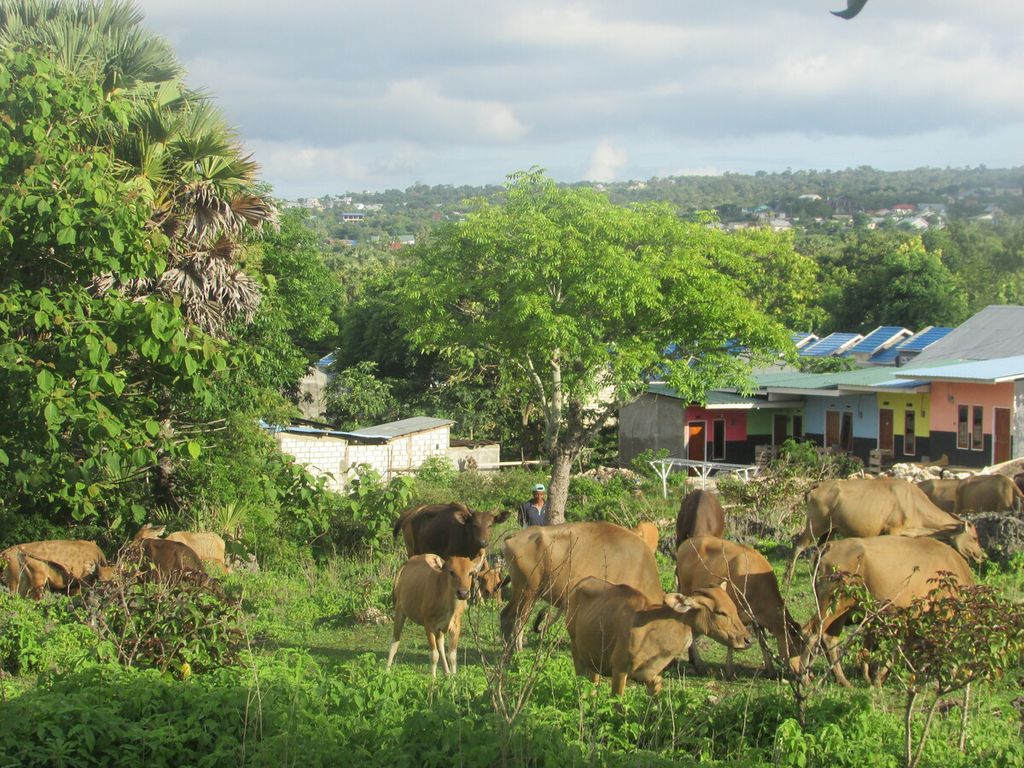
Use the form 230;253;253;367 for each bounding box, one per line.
648;458;762;497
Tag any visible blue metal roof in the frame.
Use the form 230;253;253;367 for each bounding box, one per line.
801;332;863;357
897;326;953;353
843;326;911;356
317;352;336;369
869;346;900;364
791;332;818;349
898;355;1024;383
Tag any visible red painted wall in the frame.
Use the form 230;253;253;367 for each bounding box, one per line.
685;407;747;441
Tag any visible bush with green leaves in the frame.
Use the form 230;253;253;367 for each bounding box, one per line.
329;467;416;552
0;591;96;675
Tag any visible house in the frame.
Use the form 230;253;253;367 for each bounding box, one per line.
295;352;335;420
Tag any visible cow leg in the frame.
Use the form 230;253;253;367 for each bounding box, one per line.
611;672;628;696
821;616;852;688
688;642;707;675
725;646;735;679
501;587;536;652
437;632;452;676
646;676;663;697
447;614;462;674
387;610;406;669
427;631;441;677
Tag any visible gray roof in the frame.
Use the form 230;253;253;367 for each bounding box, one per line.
346;416;454;440
896;355;1024;384
914;305;1024;363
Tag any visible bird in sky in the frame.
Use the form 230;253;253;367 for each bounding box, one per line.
832;0;868;19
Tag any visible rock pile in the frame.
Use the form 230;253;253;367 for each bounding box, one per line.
889;463;973;482
579;466;642;484
971;512;1024;564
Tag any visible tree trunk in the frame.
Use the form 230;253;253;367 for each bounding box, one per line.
546;451;574;524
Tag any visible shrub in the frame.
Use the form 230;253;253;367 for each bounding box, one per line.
0;592;96;675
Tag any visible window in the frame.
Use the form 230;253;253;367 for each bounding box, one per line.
957;405;969;449
839;412;854;452
792;414;803;438
972;405;984;451
712;419;726;460
904;410;916;456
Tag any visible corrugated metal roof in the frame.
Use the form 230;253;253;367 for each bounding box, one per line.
317;352;336;369
753;365;932;393
801;332;863;357
898;326;954;353
647;384;801;409
843;326;912;356
791;332;818;349
346;416;454;439
897;355;1024;383
914;306;1024;362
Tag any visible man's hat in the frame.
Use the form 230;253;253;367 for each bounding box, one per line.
532;483;546;493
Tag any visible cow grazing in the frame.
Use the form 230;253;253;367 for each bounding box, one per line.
166;531;228;571
387;554;481;676
676;490;725;548
1;539;108;597
392;503;511;559
803;535;975;687
132;524;207;582
631;521;660;553
785;478;984;583
500;521;663;651
916;478;960;514
567;577;751;696
677;537;802;676
955;473;1024;515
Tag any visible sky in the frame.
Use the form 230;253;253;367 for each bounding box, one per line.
135;0;1024;198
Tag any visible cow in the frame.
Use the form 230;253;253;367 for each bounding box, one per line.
916;478;960;514
166;531;228;571
785;478;984;583
955;474;1024;515
802;535;975;687
500;521;663;651
387;554;481;676
1;539;108;596
631;521;660;553
474;566;504;602
392;503;511;559
676;490;725;548
676;537;802;676
132;524;207;582
566;577;751;696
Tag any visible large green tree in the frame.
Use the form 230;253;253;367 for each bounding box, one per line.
398;171;792;521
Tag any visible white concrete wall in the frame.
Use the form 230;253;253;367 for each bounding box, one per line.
274;432;347;491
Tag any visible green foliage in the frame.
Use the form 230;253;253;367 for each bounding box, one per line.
324;361;399;429
0;592;96;675
331;468;416;551
798;355;859;373
413;455;458;485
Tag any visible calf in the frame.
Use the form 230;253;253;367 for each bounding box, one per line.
474;565;504;602
567;577;751;696
132;524;207;582
631;521;660;553
387;554;481;676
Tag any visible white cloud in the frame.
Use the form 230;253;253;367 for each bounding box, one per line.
586;139;628;182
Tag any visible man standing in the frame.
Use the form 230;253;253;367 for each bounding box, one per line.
519;483;548;527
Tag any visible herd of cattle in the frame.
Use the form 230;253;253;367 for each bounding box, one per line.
387;472;1020;695
1;472;1019;694
0;523;227;599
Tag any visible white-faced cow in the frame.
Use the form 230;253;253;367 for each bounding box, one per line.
393;503;511;560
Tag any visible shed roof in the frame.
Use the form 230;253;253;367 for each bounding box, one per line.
913;306;1024;362
646;384;801;409
843;326;912;357
896;355;1024;384
801;332;863;357
346;416;454;440
867;326;953;363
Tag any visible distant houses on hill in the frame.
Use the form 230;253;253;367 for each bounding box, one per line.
621;305;1024;470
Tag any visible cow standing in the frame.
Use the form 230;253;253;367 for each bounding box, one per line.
1;540;108;598
675;490;725;548
567;577;751;696
132;524;207;582
393;503;510;559
955;474;1024;515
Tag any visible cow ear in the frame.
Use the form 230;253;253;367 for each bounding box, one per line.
665;594;695;614
424;554;445;572
470;554;486;573
453;507;472;524
719;580;728;591
493;508;511;524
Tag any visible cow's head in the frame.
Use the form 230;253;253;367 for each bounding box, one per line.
475;567;504;600
947;521;986;565
428;554;482;601
133;523;166;543
665;581;752;650
453;506;512;551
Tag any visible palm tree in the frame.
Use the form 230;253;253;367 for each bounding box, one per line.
0;0;276;335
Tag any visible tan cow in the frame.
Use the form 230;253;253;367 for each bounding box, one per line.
474;566;504;602
132;524;207;582
803;535;975;687
955;474;1024;514
567;577;751;696
916;478;960;514
387;554;481;676
785;478;984;582
631;521;660;553
676;489;725;548
500;521;664;651
1;540;108;596
677;537;802;676
166;531;228;571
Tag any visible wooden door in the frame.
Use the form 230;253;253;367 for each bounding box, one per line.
825;410;841;448
773;414;788;446
687;422;706;462
994;407;1011;464
878;408;894;453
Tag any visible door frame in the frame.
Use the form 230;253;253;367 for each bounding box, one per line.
686;420;707;462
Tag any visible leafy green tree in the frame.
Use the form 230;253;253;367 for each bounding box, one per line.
325;361;399;430
0;50;224;530
397;171;791;521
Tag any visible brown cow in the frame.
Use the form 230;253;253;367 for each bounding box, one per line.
567;576;751;696
676;490;725;548
500;521;664;651
132;524;207;582
955;474;1024;515
387;554;481;676
1;540;108;586
166;531;228;570
1;541;112;599
677;537;802;676
631;521;660;553
393;503;511;559
803;535;975;687
916;478;960;514
474;566;504;602
2;550;71;599
785;478;984;582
